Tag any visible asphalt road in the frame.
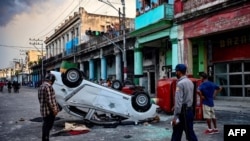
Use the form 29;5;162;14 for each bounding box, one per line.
0;86;250;141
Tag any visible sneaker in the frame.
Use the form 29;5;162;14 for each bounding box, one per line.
204;129;214;134
213;129;219;134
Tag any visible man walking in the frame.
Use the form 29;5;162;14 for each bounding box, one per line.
38;73;60;141
197;72;222;134
171;64;198;141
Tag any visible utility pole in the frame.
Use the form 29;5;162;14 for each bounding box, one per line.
29;38;44;80
99;0;127;81
121;0;127;81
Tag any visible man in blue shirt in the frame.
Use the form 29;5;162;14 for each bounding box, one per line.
197;72;222;134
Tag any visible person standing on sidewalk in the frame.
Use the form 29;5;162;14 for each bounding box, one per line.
171;64;198;141
38;73;60;141
7;81;12;93
197;72;222;134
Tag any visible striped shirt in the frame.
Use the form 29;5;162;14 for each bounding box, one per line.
38;81;59;117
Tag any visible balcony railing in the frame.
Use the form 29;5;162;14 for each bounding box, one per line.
43;28;133;65
135;3;173;30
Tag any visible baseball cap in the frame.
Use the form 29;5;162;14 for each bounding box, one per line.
45;73;56;83
175;64;187;72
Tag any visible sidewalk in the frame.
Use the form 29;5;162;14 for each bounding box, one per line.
214;96;250;114
160;96;250;141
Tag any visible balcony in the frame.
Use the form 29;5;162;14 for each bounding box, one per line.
43;28;133;66
174;0;248;23
131;3;173;37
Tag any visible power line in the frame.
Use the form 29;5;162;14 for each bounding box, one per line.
92;3;107;13
40;0;85;39
32;0;77;39
0;44;35;49
98;0;123;13
34;0;123;40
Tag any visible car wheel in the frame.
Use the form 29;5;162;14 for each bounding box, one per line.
132;92;151;112
111;80;122;90
61;68;83;88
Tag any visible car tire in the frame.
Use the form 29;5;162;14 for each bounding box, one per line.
61;68;83;88
111;80;122;90
132;92;151;112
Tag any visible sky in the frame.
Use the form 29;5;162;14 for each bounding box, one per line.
0;0;135;69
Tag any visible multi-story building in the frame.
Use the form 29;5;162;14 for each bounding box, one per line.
0;57;30;83
43;7;134;83
130;0;175;95
174;0;250;97
0;68;11;81
25;50;44;84
31;0;250;99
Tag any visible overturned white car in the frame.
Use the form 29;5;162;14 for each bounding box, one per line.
51;68;159;127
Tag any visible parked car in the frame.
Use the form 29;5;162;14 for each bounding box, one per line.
51;68;159;127
111;79;145;95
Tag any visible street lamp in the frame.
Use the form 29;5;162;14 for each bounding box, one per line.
99;0;127;81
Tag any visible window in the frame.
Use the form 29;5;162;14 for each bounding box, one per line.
215;75;227;85
229;75;242;85
229;62;241;72
214;63;227;73
245;88;250;97
230;88;242;96
214;61;250;97
158;0;168;5
244;74;250;85
244;62;250;71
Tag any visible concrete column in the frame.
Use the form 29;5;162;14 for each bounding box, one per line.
53;42;55;56
80;62;84;72
89;59;94;81
51;44;53;57
55;41;58;56
101;57;107;80
46;46;48;59
172;43;178;71
69;31;72;41
115;52;122;81
147;71;151;94
58;39;60;55
60;37;62;54
134;48;143;75
62;36;65;56
51;43;53;56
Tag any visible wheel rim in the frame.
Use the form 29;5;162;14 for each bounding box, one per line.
136;94;148;107
67;70;79;83
113;82;120;89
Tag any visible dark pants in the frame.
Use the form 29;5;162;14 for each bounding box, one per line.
171;108;198;141
42;113;55;141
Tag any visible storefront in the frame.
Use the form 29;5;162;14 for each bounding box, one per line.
209;28;250;97
183;2;250;97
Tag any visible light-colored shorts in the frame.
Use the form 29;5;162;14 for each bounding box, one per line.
202;104;216;119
